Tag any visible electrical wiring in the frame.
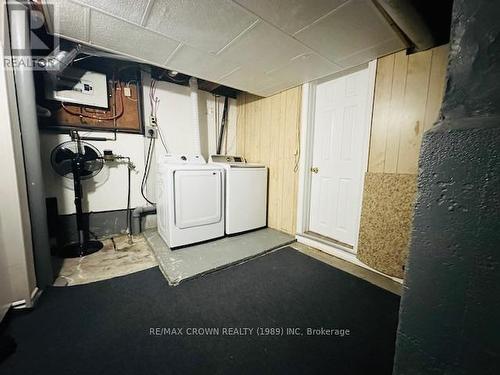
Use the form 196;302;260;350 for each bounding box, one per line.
157;126;169;153
141;136;155;205
293;108;301;173
122;80;138;102
61;81;125;121
149;78;169;153
140;77;170;206
124;157;132;238
149;79;160;118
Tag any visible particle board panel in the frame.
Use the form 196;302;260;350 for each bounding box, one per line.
236;87;301;235
356;172;418;279
368;45;449;174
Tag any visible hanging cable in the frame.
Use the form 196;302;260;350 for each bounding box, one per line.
293;105;301;173
149;78;169;153
61;81;124;120
141;137;155;205
157;126;169;153
126;157;132;240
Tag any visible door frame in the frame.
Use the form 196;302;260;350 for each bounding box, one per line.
296;60;377;255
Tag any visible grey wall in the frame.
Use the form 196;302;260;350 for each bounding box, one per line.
51;209;156;245
393;0;500;374
0;2;37;320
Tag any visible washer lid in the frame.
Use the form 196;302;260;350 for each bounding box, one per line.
228;163;266;168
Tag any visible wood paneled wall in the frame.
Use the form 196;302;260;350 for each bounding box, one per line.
368;45;449;174
236;87;301;235
235;45;448;239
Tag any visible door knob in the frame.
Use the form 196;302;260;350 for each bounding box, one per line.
310;167;319;174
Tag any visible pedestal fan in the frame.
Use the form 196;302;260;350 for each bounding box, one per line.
50;131;104;257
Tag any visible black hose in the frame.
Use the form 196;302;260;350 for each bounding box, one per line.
141;137;155;205
216;96;229;155
126;157;132;236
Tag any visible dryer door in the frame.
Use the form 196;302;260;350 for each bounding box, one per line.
173;169;223;229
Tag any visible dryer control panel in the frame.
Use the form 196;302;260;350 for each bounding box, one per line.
161;154;206;164
210;155;246;164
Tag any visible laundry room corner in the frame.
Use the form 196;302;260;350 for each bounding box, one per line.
4;1;497;374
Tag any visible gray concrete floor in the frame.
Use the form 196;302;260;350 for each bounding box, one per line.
53;230;402;296
145;228;295;285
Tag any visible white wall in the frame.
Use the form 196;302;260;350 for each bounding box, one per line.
0;2;37;320
40;132;148;214
40;73;237;214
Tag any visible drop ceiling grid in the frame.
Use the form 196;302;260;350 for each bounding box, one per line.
88;9;181;65
64;0;353;68
46;0;408;96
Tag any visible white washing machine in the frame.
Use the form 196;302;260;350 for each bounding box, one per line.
210;155;268;234
157;155;225;248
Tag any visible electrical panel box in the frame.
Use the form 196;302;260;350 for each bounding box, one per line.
44;67;109;108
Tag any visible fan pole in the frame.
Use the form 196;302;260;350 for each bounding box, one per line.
73;155;85;248
58;132;103;258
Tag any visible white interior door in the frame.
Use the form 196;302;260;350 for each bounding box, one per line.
308;67;370;247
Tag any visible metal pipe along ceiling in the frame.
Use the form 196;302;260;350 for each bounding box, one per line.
375;0;435;51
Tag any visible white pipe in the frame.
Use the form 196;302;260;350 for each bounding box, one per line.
9;2;53;286
189;77;201;155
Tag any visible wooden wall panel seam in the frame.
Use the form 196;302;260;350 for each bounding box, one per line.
236;87;301;235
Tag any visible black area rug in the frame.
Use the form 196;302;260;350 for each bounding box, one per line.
1;247;400;375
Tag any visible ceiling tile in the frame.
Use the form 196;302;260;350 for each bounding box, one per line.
74;0;150;24
165;44;240;82
266;53;343;86
336;38;405;68
48;0;89;41
219;66;275;93
234;0;347;35
294;0;406;64
145;0;257;54
217;21;311;73
245;53;343;96
89;10;180;65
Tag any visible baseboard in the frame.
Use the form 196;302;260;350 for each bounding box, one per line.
296;234;403;284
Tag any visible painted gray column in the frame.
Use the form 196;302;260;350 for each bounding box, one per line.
9;2;53;287
393;0;500;374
